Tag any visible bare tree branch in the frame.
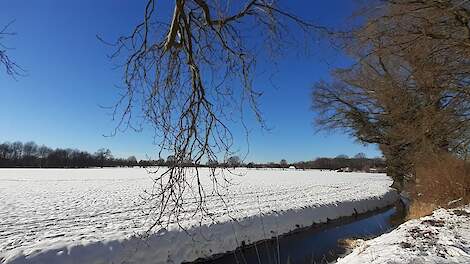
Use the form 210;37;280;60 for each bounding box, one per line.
102;0;325;232
0;20;23;77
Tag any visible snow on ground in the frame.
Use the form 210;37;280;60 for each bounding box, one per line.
336;205;470;264
0;168;397;264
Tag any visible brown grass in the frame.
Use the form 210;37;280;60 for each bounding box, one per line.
406;152;470;219
406;201;437;220
338;238;362;250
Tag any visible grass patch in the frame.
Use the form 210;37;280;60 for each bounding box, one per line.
406;152;470;219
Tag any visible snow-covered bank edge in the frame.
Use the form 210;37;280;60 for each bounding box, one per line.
5;190;398;264
336;204;470;264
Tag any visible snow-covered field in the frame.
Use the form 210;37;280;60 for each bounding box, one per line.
0;168;397;264
336;205;470;264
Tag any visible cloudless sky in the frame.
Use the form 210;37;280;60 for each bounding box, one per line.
0;0;381;162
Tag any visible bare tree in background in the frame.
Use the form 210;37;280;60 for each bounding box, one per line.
312;0;470;190
0;21;21;76
105;0;325;231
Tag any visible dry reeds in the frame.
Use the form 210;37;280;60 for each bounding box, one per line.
406;152;470;219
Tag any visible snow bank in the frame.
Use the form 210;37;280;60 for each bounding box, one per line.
336;205;470;264
0;168;397;264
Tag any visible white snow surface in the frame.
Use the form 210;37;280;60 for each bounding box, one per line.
0;168;397;264
336;205;470;264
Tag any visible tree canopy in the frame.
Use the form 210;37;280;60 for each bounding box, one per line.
312;0;470;189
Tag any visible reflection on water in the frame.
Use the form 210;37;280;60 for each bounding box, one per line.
192;206;400;264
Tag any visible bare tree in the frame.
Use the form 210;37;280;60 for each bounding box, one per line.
227;155;241;168
105;0;325;231
127;155;138;166
95;148;113;168
0;143;11;160
312;0;470;190
11;141;23;160
354;153;366;159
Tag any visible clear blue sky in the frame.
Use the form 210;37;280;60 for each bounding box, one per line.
0;0;381;162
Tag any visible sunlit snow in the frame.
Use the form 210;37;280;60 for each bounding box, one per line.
0;168;397;264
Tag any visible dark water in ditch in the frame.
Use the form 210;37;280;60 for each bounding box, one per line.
191;206;401;264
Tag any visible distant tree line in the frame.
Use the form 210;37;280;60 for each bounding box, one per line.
0;141;385;171
0;141;139;168
203;153;386;172
243;153;386;171
291;154;386;171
